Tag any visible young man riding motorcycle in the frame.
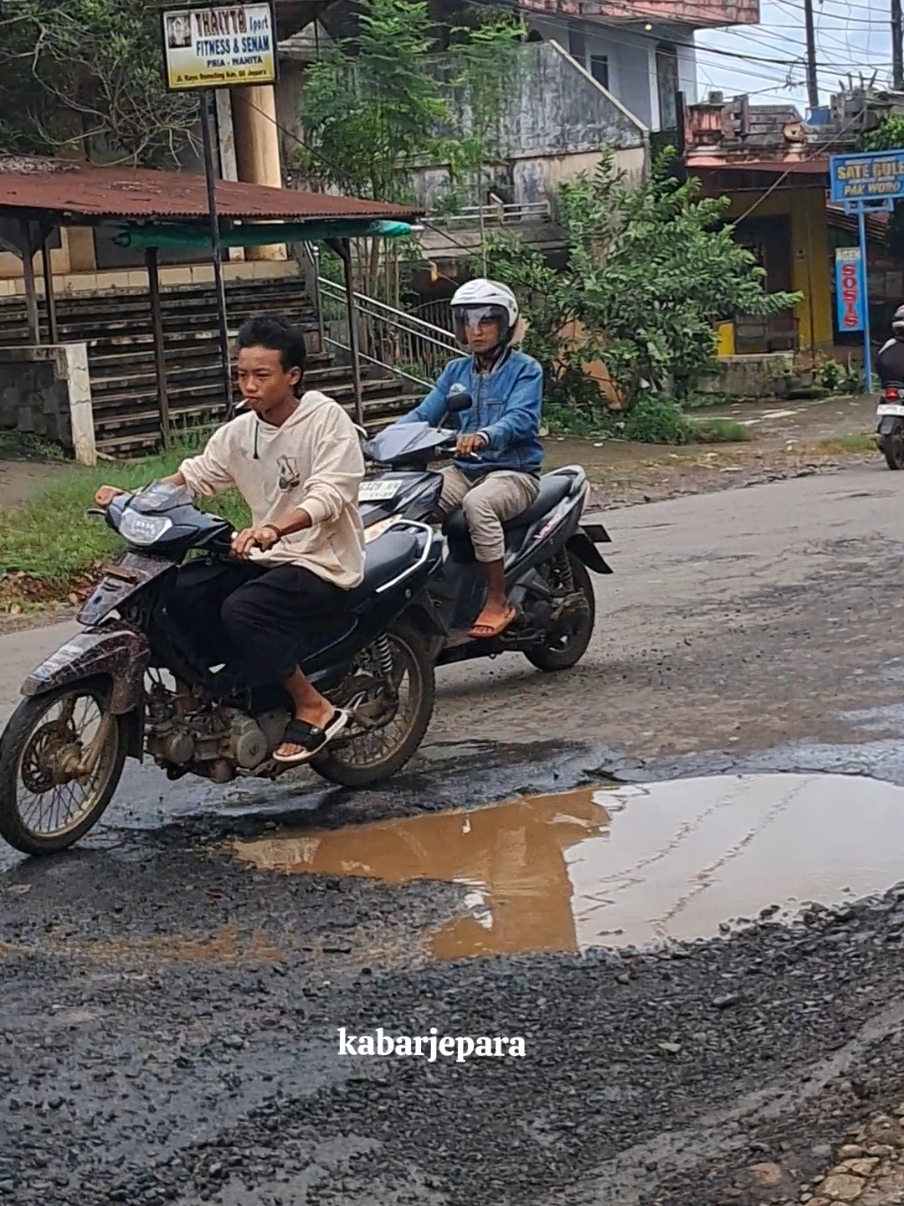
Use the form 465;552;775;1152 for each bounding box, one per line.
877;304;904;386
93;314;365;765
396;278;543;639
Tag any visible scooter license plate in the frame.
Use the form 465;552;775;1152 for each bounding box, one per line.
360;479;402;501
877;404;904;417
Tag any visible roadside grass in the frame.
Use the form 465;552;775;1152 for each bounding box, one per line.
2;413;856;608
0;443;250;603
0;430;68;461
688;417;754;444
815;432;878;455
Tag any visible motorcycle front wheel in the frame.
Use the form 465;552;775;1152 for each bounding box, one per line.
525;550;596;673
884;419;904;470
312;618;435;788
0;680;126;856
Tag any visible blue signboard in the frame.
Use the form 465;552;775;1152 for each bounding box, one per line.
830;151;904;205
835;248;864;333
827;150;900;391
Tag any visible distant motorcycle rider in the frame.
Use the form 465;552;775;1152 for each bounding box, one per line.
397;279;543;640
876;305;904;386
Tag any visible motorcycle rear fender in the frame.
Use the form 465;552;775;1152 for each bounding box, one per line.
22;626;151;716
567;530;613;575
581;521;612;544
879;415;903;434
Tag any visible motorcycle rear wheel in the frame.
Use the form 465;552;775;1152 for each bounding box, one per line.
884;419;904;470
525;551;596;673
0;680;126;856
312;618;435;788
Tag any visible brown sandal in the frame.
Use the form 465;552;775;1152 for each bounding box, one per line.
468;606;517;640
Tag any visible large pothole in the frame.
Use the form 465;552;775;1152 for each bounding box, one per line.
233;772;904;955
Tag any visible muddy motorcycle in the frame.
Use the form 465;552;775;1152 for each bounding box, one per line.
358;403;612;673
0;482;443;856
877;380;904;470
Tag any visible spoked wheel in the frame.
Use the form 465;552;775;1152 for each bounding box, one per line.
525;550;596;673
312;619;435;788
0;681;126;855
884;419;904;470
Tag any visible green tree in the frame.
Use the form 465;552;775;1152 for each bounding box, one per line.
0;1;197;165
295;0;449;204
295;0;451;303
859;116;904;258
296;0;525;295
481;153;800;414
444;12;524;271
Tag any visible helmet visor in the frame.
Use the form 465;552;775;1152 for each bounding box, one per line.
453;305;510;348
453;304;506;331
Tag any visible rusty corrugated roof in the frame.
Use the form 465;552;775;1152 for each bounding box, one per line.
0;157;417;224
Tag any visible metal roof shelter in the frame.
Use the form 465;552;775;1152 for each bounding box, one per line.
0;157;414;222
0;156;420;436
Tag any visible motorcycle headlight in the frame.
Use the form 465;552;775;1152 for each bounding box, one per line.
117;510;174;546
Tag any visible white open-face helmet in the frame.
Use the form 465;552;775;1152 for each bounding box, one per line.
451;278;519;348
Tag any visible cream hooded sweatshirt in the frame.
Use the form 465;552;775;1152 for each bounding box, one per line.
179;390;365;589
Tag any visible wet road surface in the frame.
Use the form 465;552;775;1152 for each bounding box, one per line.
5;461;904;1204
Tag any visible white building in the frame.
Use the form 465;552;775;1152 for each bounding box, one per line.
518;0;759;133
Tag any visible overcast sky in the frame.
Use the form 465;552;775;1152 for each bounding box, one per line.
697;0;892;111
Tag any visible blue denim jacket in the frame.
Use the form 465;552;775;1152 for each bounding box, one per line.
398;349;544;479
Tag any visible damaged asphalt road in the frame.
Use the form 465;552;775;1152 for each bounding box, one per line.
8;463;904;1204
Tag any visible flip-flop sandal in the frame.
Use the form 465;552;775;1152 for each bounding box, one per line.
273;709;350;765
468;606;518;640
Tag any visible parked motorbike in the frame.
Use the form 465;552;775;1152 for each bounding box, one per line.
0;482;443;856
358;394;612;673
877;380;904;470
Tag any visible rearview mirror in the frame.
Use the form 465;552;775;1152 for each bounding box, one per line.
447;391;473;414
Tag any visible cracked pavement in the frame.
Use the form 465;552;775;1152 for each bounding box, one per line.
3;461;904;1204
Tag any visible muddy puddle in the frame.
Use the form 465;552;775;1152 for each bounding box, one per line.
233;773;904;956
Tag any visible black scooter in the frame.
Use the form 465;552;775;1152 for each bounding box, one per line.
877;379;904;470
0;482;443;856
358;393;612;672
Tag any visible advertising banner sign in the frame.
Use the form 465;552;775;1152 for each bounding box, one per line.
162;3;276;91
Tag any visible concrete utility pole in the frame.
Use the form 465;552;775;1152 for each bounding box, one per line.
803;0;819;111
893;0;904;90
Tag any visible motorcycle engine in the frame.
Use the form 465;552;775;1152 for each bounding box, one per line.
146;691;290;776
226;708;290;769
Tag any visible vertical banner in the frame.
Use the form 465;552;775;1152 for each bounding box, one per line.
835;247;865;333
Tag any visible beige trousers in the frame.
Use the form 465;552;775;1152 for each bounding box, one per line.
437;465;540;563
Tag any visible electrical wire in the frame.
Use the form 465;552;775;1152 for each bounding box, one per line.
733;109;866;222
470;0;893;70
251;13;888;232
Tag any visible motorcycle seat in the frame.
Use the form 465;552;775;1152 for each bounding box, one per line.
444;469;577;563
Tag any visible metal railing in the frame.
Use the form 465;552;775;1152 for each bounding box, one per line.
317;277;458;387
427;199;552;228
301;242;459;389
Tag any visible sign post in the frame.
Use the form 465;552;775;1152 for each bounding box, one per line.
199;89;232;418
161;3;278;417
830;150;904;394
